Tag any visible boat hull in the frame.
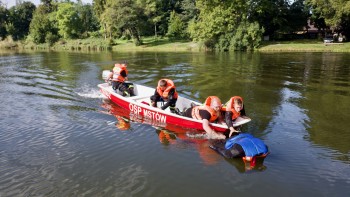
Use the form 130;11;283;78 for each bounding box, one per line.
98;83;229;133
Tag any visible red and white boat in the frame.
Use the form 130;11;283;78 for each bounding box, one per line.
98;82;251;133
98;80;250;133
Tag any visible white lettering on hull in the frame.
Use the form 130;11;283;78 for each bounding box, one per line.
129;103;167;123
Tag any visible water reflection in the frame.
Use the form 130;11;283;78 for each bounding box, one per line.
157;129;268;172
2;50;350;196
101;99;268;173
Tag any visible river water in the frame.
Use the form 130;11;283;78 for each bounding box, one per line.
0;50;349;196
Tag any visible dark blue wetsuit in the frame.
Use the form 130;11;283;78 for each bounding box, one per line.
210;133;268;159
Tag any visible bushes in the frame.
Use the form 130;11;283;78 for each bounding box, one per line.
0;36;17;48
230;22;264;51
45;32;59;46
201;22;264;51
167;11;187;40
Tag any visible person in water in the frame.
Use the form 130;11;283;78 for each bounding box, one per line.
105;62;134;96
222;96;247;137
210;133;269;166
150;79;178;113
183;96;226;139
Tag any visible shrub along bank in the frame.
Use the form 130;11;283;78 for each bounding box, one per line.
1;37;350;52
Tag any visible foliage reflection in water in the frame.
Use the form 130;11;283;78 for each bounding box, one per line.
0;51;349;196
100;99;268;173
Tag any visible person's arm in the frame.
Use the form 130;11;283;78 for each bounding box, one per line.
202;119;225;139
120;70;127;77
216;110;225;124
225;111;239;137
120;70;128;81
240;107;246;117
150;90;160;107
161;88;175;110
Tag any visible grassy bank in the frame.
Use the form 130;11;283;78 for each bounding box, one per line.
110;37;203;52
1;36;350;52
259;39;350;52
0;36;202;52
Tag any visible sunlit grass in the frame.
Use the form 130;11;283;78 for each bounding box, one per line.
259;40;350;52
2;36;350;52
111;37;202;52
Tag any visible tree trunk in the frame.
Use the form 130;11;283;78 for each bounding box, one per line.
130;27;141;46
104;23;107;40
154;23;157;40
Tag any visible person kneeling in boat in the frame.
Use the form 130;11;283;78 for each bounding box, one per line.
182;96;226;139
150;79;178;113
210;133;269;165
105;63;135;97
222;96;247;137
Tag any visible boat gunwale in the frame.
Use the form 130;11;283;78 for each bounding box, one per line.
98;83;230;131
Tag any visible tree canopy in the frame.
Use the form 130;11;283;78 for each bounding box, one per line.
0;0;349;50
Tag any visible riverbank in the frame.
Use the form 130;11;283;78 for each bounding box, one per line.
1;37;350;52
259;40;350;52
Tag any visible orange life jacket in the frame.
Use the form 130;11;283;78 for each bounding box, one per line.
191;105;218;122
156;79;178;99
222;96;243;120
203;96;221;107
112;63;128;82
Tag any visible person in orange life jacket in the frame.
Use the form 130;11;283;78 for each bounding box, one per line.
105;63;135;96
223;96;246;137
209;132;269;168
182;96;226;139
150;79;178;113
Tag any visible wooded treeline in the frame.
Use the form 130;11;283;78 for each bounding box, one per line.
1;0;349;51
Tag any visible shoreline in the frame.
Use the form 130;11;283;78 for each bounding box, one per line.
1;38;350;52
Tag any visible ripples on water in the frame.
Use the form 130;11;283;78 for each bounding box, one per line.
0;52;349;196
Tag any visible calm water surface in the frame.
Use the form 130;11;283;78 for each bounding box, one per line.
0;50;349;196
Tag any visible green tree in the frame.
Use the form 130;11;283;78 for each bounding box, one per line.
6;1;36;40
157;0;183;36
306;0;350;37
288;0;309;32
0;4;9;40
229;21;264;51
29;2;58;44
93;0;107;38
40;0;55;13
248;0;290;38
56;2;80;39
188;0;247;42
167;10;186;39
100;0;146;45
136;0;159;38
180;0;198;23
76;2;99;38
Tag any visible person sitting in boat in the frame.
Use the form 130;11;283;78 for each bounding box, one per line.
105;63;135;96
182;96;226;139
222;96;247;137
210;133;269;167
150;79;178;113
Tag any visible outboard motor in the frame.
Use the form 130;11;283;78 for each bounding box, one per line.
102;70;112;81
